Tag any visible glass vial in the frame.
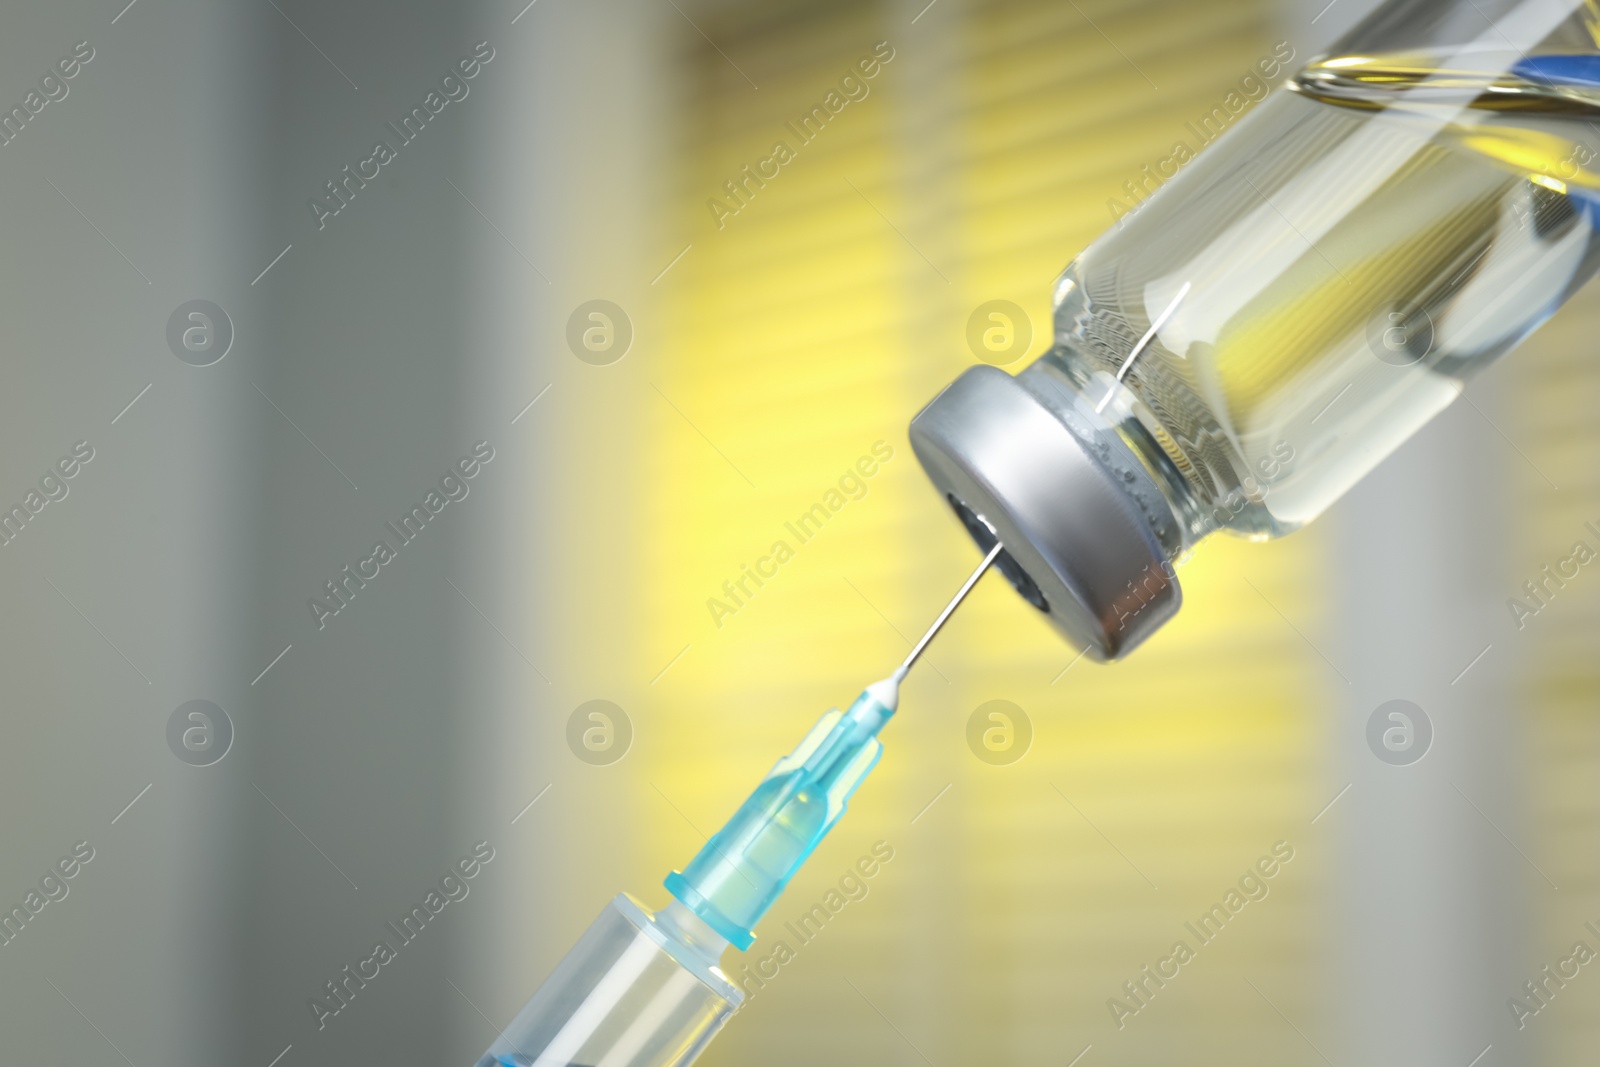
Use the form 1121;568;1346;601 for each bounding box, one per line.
912;0;1600;658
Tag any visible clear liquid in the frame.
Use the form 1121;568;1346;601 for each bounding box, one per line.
1039;49;1600;544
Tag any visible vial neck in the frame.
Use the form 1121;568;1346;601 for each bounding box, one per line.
1020;352;1206;556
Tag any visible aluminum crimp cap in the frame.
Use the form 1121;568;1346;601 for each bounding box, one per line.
908;364;1181;660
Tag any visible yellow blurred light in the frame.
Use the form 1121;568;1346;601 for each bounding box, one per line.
1530;172;1569;194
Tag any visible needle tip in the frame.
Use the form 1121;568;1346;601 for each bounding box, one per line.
865;673;902;712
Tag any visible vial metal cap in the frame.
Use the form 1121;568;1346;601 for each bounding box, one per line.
908;365;1180;660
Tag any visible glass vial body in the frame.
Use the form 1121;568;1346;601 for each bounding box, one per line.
1042;0;1600;548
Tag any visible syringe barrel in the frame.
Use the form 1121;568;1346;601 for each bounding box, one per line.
474;895;743;1067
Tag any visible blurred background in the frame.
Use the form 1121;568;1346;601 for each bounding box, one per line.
0;0;1594;1064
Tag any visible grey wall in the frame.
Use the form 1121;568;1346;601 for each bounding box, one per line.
1327;380;1530;1067
1288;0;1534;1064
239;0;487;1063
0;0;269;1063
0;0;683;1060
0;1;553;1065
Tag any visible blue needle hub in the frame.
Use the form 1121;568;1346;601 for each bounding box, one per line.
665;677;899;950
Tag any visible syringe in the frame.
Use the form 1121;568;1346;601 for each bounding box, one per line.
474;543;1002;1067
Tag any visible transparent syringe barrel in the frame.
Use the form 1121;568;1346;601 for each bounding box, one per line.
474;895;742;1067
